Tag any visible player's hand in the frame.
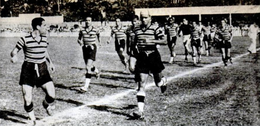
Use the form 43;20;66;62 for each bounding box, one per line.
49;63;55;73
78;40;83;46
11;56;18;63
90;45;94;50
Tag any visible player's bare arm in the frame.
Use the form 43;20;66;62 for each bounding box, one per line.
97;32;101;46
78;31;83;46
46;51;55;73
10;47;20;63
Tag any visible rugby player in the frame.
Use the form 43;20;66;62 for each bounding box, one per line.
126;15;140;73
210;23;217;48
198;21;204;48
191;21;202;65
202;22;212;56
132;11;168;119
215;19;233;66
248;21;260;62
10;17;55;125
178;18;192;62
165;16;179;64
78;17;101;92
107;18;129;73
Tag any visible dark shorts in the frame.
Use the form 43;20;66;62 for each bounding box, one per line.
135;50;165;82
167;36;177;48
219;40;232;48
20;62;52;87
115;39;126;52
203;34;211;42
191;39;201;47
82;44;97;62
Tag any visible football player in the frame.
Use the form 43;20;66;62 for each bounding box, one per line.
78;17;101;92
10;17;56;125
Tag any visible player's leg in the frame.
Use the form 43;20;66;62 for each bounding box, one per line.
22;85;36;123
204;39;209;56
116;39;128;72
184;42;188;61
81;59;94;91
41;81;55;116
168;38;174;63
198;39;202;63
221;47;227;66
81;45;98;91
153;72;167;93
191;45;197;65
226;48;232;64
134;73;149;119
185;36;192;56
183;36;189;61
226;41;232;64
172;37;177;57
150;51;167;92
128;56;136;73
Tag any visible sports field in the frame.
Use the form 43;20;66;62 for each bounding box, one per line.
0;36;260;126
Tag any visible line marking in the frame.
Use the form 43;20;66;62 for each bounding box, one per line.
11;48;260;126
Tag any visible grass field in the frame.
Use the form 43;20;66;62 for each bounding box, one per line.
0;36;260;126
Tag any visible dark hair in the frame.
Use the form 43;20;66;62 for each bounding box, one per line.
133;15;139;20
31;17;45;30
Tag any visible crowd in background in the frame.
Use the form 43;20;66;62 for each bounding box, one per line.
0;21;254;38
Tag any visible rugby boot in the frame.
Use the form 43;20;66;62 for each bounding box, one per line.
43;100;55;116
79;86;88;92
158;77;168;93
227;57;233;64
133;111;145;120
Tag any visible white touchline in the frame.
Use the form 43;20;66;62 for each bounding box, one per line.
12;48;260;126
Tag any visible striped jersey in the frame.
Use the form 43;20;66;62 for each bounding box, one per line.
165;23;178;37
218;24;232;40
78;26;100;45
191;26;201;39
16;33;48;64
134;24;164;51
111;25;127;40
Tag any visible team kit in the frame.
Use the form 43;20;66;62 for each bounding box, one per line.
10;11;245;125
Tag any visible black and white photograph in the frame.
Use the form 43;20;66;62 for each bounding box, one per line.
0;0;260;125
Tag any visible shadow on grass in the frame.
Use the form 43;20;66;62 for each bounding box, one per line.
91;82;134;90
162;60;183;65
176;62;204;68
101;70;132;75
88;105;138;120
56;98;84;106
55;83;84;93
99;74;135;83
71;67;85;70
0;110;28;124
